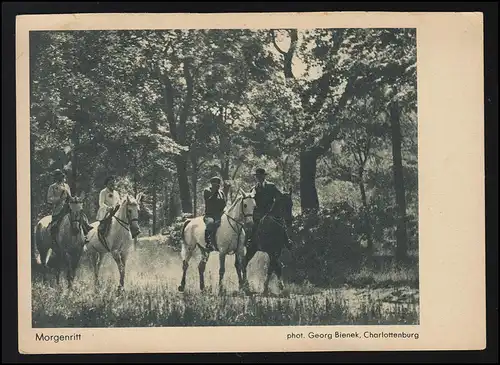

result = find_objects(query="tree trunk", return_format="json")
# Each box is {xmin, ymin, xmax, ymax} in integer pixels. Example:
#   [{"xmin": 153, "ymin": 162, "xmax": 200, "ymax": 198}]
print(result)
[
  {"xmin": 71, "ymin": 125, "xmax": 79, "ymax": 194},
  {"xmin": 174, "ymin": 154, "xmax": 192, "ymax": 214},
  {"xmin": 152, "ymin": 171, "xmax": 157, "ymax": 235},
  {"xmin": 220, "ymin": 160, "xmax": 231, "ymax": 197},
  {"xmin": 358, "ymin": 169, "xmax": 374, "ymax": 255},
  {"xmin": 164, "ymin": 181, "xmax": 169, "ymax": 227},
  {"xmin": 191, "ymin": 154, "xmax": 199, "ymax": 217},
  {"xmin": 390, "ymin": 102, "xmax": 408, "ymax": 261},
  {"xmin": 133, "ymin": 155, "xmax": 138, "ymax": 197},
  {"xmin": 299, "ymin": 150, "xmax": 320, "ymax": 212}
]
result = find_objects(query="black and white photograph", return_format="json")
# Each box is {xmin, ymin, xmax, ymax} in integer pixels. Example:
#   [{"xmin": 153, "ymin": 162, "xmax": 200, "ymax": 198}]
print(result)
[
  {"xmin": 14, "ymin": 12, "xmax": 486, "ymax": 354},
  {"xmin": 29, "ymin": 25, "xmax": 420, "ymax": 329}
]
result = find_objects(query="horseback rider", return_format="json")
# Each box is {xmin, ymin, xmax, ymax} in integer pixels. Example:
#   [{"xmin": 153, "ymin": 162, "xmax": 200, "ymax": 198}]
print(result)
[
  {"xmin": 96, "ymin": 175, "xmax": 121, "ymax": 237},
  {"xmin": 47, "ymin": 169, "xmax": 92, "ymax": 246},
  {"xmin": 249, "ymin": 168, "xmax": 292, "ymax": 247},
  {"xmin": 203, "ymin": 176, "xmax": 226, "ymax": 251}
]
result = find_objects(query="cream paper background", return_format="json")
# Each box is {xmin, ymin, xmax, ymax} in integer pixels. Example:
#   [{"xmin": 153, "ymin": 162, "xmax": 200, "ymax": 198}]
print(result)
[{"xmin": 16, "ymin": 12, "xmax": 485, "ymax": 354}]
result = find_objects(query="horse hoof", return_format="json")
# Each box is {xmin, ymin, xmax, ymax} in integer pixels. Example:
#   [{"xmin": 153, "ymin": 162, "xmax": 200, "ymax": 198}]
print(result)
[{"xmin": 178, "ymin": 286, "xmax": 184, "ymax": 292}]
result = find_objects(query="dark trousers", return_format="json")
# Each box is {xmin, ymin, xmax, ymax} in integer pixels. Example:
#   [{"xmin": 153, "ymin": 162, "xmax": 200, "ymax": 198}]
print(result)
[{"xmin": 204, "ymin": 215, "xmax": 221, "ymax": 243}]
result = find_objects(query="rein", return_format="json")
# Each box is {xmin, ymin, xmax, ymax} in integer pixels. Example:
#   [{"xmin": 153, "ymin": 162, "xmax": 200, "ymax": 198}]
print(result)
[
  {"xmin": 223, "ymin": 195, "xmax": 254, "ymax": 243},
  {"xmin": 96, "ymin": 202, "xmax": 138, "ymax": 252}
]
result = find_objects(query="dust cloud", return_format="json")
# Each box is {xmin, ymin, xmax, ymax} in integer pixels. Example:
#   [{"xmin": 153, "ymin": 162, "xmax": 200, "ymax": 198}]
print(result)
[{"xmin": 75, "ymin": 237, "xmax": 281, "ymax": 295}]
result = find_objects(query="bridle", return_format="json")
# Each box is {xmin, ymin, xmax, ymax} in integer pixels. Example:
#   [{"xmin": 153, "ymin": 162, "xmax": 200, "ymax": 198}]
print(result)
[
  {"xmin": 225, "ymin": 195, "xmax": 255, "ymax": 236},
  {"xmin": 94, "ymin": 200, "xmax": 140, "ymax": 253},
  {"xmin": 112, "ymin": 201, "xmax": 139, "ymax": 234},
  {"xmin": 68, "ymin": 200, "xmax": 84, "ymax": 235}
]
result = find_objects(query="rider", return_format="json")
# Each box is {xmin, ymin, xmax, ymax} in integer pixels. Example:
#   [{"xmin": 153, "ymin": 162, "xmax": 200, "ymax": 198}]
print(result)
[
  {"xmin": 47, "ymin": 169, "xmax": 92, "ymax": 246},
  {"xmin": 203, "ymin": 176, "xmax": 226, "ymax": 251},
  {"xmin": 47, "ymin": 169, "xmax": 72, "ymax": 248},
  {"xmin": 249, "ymin": 168, "xmax": 291, "ymax": 247},
  {"xmin": 96, "ymin": 175, "xmax": 121, "ymax": 237}
]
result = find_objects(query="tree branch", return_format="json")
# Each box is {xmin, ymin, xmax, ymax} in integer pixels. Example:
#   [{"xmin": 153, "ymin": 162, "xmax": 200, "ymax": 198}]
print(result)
[
  {"xmin": 231, "ymin": 160, "xmax": 243, "ymax": 180},
  {"xmin": 162, "ymin": 73, "xmax": 178, "ymax": 141},
  {"xmin": 270, "ymin": 30, "xmax": 287, "ymax": 55},
  {"xmin": 178, "ymin": 58, "xmax": 194, "ymax": 143},
  {"xmin": 245, "ymin": 104, "xmax": 260, "ymax": 121},
  {"xmin": 310, "ymin": 76, "xmax": 356, "ymax": 157}
]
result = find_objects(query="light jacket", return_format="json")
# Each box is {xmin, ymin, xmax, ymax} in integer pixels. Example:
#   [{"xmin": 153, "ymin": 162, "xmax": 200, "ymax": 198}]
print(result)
[
  {"xmin": 96, "ymin": 188, "xmax": 121, "ymax": 221},
  {"xmin": 47, "ymin": 182, "xmax": 71, "ymax": 216}
]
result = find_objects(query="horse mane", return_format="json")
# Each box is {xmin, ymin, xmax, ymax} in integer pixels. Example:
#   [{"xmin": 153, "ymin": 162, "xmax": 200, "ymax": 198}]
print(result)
[{"xmin": 224, "ymin": 194, "xmax": 242, "ymax": 214}]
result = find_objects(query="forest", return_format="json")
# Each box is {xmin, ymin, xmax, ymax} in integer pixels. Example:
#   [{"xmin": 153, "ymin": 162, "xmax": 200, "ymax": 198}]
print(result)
[{"xmin": 30, "ymin": 28, "xmax": 418, "ymax": 289}]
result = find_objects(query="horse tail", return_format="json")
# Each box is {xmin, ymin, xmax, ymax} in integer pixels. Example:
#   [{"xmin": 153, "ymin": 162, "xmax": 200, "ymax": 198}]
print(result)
[
  {"xmin": 33, "ymin": 221, "xmax": 43, "ymax": 266},
  {"xmin": 180, "ymin": 219, "xmax": 192, "ymax": 262},
  {"xmin": 181, "ymin": 219, "xmax": 191, "ymax": 243}
]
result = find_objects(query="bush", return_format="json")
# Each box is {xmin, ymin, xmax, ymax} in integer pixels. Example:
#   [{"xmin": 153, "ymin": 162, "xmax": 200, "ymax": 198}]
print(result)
[
  {"xmin": 283, "ymin": 202, "xmax": 364, "ymax": 287},
  {"xmin": 160, "ymin": 214, "xmax": 194, "ymax": 248}
]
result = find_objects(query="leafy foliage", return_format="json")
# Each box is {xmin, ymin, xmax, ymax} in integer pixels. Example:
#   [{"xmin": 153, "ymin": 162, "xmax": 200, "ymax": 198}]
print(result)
[{"xmin": 30, "ymin": 28, "xmax": 418, "ymax": 263}]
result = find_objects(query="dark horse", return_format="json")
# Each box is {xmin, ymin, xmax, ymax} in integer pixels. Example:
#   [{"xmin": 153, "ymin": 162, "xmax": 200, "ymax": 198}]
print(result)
[{"xmin": 245, "ymin": 189, "xmax": 293, "ymax": 295}]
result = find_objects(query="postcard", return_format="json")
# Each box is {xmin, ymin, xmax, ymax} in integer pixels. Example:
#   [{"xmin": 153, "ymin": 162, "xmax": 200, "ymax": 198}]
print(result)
[{"xmin": 16, "ymin": 11, "xmax": 485, "ymax": 354}]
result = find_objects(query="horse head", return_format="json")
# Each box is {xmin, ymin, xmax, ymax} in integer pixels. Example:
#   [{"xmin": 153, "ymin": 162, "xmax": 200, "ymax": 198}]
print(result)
[
  {"xmin": 123, "ymin": 192, "xmax": 145, "ymax": 239},
  {"xmin": 67, "ymin": 192, "xmax": 86, "ymax": 235},
  {"xmin": 237, "ymin": 188, "xmax": 257, "ymax": 230}
]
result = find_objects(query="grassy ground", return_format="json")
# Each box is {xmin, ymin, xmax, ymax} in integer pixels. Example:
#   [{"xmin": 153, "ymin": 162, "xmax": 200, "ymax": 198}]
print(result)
[{"xmin": 32, "ymin": 236, "xmax": 419, "ymax": 328}]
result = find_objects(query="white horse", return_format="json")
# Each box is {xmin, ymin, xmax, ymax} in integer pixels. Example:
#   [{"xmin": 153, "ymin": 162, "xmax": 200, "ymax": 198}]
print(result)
[
  {"xmin": 83, "ymin": 193, "xmax": 144, "ymax": 291},
  {"xmin": 178, "ymin": 189, "xmax": 256, "ymax": 294}
]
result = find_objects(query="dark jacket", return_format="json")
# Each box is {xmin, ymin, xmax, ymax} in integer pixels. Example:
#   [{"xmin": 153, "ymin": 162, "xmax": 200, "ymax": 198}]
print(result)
[
  {"xmin": 204, "ymin": 188, "xmax": 226, "ymax": 218},
  {"xmin": 251, "ymin": 181, "xmax": 281, "ymax": 215}
]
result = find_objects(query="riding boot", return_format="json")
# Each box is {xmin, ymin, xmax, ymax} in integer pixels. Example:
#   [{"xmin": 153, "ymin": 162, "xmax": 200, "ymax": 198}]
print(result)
[
  {"xmin": 50, "ymin": 225, "xmax": 58, "ymax": 250},
  {"xmin": 205, "ymin": 229, "xmax": 214, "ymax": 251}
]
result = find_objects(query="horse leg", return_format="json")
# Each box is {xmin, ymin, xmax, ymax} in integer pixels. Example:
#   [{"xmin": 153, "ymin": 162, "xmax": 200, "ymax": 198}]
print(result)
[
  {"xmin": 91, "ymin": 252, "xmax": 102, "ymax": 289},
  {"xmin": 65, "ymin": 252, "xmax": 74, "ymax": 290},
  {"xmin": 234, "ymin": 255, "xmax": 244, "ymax": 291},
  {"xmin": 235, "ymin": 244, "xmax": 248, "ymax": 292},
  {"xmin": 111, "ymin": 251, "xmax": 126, "ymax": 291},
  {"xmin": 272, "ymin": 254, "xmax": 285, "ymax": 292},
  {"xmin": 178, "ymin": 244, "xmax": 194, "ymax": 292},
  {"xmin": 263, "ymin": 254, "xmax": 279, "ymax": 296},
  {"xmin": 243, "ymin": 244, "xmax": 258, "ymax": 291},
  {"xmin": 218, "ymin": 253, "xmax": 226, "ymax": 296},
  {"xmin": 198, "ymin": 250, "xmax": 209, "ymax": 292}
]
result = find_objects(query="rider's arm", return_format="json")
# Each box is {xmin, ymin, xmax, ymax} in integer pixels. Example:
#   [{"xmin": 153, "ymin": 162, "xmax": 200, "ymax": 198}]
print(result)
[
  {"xmin": 65, "ymin": 183, "xmax": 72, "ymax": 198},
  {"xmin": 114, "ymin": 191, "xmax": 121, "ymax": 206},
  {"xmin": 46, "ymin": 185, "xmax": 56, "ymax": 205},
  {"xmin": 99, "ymin": 190, "xmax": 110, "ymax": 209},
  {"xmin": 203, "ymin": 189, "xmax": 212, "ymax": 203}
]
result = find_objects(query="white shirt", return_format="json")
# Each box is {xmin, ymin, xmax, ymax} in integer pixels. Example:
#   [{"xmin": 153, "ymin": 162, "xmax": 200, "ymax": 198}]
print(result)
[{"xmin": 96, "ymin": 188, "xmax": 121, "ymax": 220}]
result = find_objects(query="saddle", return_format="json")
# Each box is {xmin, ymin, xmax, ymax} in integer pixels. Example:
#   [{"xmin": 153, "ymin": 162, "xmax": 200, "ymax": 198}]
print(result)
[
  {"xmin": 97, "ymin": 205, "xmax": 120, "ymax": 249},
  {"xmin": 204, "ymin": 215, "xmax": 221, "ymax": 251},
  {"xmin": 49, "ymin": 205, "xmax": 70, "ymax": 236}
]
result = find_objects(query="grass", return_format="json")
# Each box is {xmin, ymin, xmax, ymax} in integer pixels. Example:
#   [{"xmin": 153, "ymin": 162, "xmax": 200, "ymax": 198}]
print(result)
[
  {"xmin": 344, "ymin": 261, "xmax": 419, "ymax": 289},
  {"xmin": 31, "ymin": 236, "xmax": 419, "ymax": 328}
]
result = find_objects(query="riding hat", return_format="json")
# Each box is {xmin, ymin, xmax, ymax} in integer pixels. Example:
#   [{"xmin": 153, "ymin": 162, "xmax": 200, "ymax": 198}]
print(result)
[
  {"xmin": 254, "ymin": 168, "xmax": 267, "ymax": 176},
  {"xmin": 210, "ymin": 176, "xmax": 221, "ymax": 184},
  {"xmin": 52, "ymin": 169, "xmax": 65, "ymax": 177}
]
